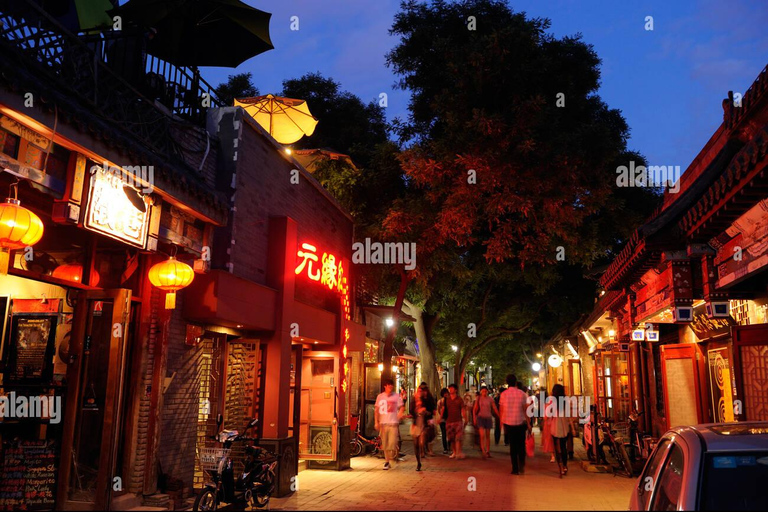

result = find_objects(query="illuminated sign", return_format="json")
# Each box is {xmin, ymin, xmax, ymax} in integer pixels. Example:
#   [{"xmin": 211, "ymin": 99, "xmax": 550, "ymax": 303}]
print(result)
[
  {"xmin": 84, "ymin": 166, "xmax": 150, "ymax": 248},
  {"xmin": 295, "ymin": 242, "xmax": 350, "ymax": 321},
  {"xmin": 341, "ymin": 328, "xmax": 350, "ymax": 392}
]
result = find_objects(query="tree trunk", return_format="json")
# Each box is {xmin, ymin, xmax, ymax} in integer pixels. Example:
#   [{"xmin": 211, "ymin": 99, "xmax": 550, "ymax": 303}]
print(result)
[
  {"xmin": 381, "ymin": 269, "xmax": 409, "ymax": 390},
  {"xmin": 404, "ymin": 301, "xmax": 439, "ymax": 395},
  {"xmin": 453, "ymin": 351, "xmax": 466, "ymax": 395}
]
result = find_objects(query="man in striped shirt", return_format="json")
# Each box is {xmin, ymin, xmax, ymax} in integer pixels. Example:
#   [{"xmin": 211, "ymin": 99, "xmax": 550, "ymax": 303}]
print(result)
[{"xmin": 499, "ymin": 374, "xmax": 532, "ymax": 474}]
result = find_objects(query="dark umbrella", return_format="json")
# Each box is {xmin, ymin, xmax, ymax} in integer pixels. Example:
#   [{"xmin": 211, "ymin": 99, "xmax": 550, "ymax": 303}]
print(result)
[{"xmin": 110, "ymin": 0, "xmax": 273, "ymax": 67}]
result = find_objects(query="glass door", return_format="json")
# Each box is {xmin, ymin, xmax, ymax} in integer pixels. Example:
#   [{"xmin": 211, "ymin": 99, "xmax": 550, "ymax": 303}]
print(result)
[{"xmin": 59, "ymin": 289, "xmax": 132, "ymax": 510}]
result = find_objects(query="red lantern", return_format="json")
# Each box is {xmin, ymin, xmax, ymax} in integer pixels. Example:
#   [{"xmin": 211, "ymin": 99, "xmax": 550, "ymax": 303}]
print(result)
[
  {"xmin": 52, "ymin": 264, "xmax": 100, "ymax": 286},
  {"xmin": 148, "ymin": 256, "xmax": 194, "ymax": 309},
  {"xmin": 0, "ymin": 184, "xmax": 44, "ymax": 275}
]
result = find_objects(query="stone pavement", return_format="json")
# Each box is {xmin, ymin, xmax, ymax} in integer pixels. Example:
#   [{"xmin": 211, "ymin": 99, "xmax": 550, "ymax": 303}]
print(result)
[{"xmin": 268, "ymin": 425, "xmax": 636, "ymax": 511}]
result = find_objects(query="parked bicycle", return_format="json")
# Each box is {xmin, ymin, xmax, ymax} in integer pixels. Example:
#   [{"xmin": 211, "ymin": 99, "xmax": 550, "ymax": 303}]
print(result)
[
  {"xmin": 350, "ymin": 418, "xmax": 382, "ymax": 458},
  {"xmin": 194, "ymin": 415, "xmax": 279, "ymax": 511},
  {"xmin": 624, "ymin": 409, "xmax": 650, "ymax": 463},
  {"xmin": 600, "ymin": 417, "xmax": 634, "ymax": 478}
]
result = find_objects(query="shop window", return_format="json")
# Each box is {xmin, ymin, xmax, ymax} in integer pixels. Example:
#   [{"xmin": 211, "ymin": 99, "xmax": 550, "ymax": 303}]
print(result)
[{"xmin": 595, "ymin": 351, "xmax": 631, "ymax": 421}]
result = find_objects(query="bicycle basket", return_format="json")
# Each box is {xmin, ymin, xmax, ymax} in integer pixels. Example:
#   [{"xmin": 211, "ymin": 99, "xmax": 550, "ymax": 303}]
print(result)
[
  {"xmin": 199, "ymin": 447, "xmax": 231, "ymax": 471},
  {"xmin": 612, "ymin": 422, "xmax": 630, "ymax": 441}
]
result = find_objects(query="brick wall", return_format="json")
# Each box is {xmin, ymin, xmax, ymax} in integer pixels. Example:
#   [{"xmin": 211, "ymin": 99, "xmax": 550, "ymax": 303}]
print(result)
[
  {"xmin": 209, "ymin": 107, "xmax": 354, "ymax": 307},
  {"xmin": 156, "ymin": 290, "xmax": 204, "ymax": 496}
]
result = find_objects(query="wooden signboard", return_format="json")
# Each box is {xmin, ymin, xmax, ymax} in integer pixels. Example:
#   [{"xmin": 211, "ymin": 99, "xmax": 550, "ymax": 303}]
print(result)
[
  {"xmin": 0, "ymin": 440, "xmax": 58, "ymax": 510},
  {"xmin": 5, "ymin": 315, "xmax": 57, "ymax": 384}
]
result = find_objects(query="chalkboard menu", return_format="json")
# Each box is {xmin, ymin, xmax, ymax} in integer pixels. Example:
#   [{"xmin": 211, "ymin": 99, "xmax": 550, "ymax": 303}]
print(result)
[
  {"xmin": 0, "ymin": 440, "xmax": 58, "ymax": 510},
  {"xmin": 6, "ymin": 316, "xmax": 57, "ymax": 384}
]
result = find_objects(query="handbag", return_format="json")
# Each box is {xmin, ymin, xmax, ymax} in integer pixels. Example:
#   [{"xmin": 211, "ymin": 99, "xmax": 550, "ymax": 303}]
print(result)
[{"xmin": 525, "ymin": 432, "xmax": 535, "ymax": 457}]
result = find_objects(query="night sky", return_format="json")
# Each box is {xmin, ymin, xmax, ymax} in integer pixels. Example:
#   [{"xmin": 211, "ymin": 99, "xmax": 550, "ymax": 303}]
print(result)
[{"xmin": 196, "ymin": 0, "xmax": 767, "ymax": 176}]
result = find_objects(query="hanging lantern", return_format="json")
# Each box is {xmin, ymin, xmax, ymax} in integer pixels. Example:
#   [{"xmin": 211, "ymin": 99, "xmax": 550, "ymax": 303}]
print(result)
[
  {"xmin": 0, "ymin": 183, "xmax": 44, "ymax": 275},
  {"xmin": 52, "ymin": 264, "xmax": 100, "ymax": 286},
  {"xmin": 148, "ymin": 256, "xmax": 194, "ymax": 309}
]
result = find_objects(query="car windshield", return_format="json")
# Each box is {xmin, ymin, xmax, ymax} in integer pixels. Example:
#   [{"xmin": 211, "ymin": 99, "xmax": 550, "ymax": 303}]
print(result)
[{"xmin": 700, "ymin": 451, "xmax": 768, "ymax": 510}]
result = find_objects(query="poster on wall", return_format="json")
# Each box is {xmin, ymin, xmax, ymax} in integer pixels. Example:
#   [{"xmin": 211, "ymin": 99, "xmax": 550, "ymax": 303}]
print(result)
[
  {"xmin": 5, "ymin": 315, "xmax": 58, "ymax": 384},
  {"xmin": 707, "ymin": 347, "xmax": 736, "ymax": 422}
]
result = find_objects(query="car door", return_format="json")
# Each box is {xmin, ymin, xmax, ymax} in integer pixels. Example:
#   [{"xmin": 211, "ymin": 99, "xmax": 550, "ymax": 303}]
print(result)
[
  {"xmin": 633, "ymin": 438, "xmax": 672, "ymax": 510},
  {"xmin": 650, "ymin": 441, "xmax": 686, "ymax": 511}
]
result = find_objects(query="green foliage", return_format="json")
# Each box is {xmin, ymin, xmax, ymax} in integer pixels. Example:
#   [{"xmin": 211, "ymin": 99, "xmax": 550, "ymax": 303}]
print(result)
[{"xmin": 214, "ymin": 72, "xmax": 258, "ymax": 106}]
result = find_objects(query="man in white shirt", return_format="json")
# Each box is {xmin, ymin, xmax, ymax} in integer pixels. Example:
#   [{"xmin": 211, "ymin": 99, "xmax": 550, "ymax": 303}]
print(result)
[{"xmin": 375, "ymin": 378, "xmax": 404, "ymax": 470}]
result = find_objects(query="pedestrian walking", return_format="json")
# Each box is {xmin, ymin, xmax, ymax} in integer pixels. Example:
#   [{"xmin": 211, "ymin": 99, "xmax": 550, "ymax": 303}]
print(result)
[
  {"xmin": 444, "ymin": 384, "xmax": 467, "ymax": 459},
  {"xmin": 436, "ymin": 388, "xmax": 450, "ymax": 454},
  {"xmin": 550, "ymin": 384, "xmax": 575, "ymax": 477},
  {"xmin": 492, "ymin": 388, "xmax": 502, "ymax": 445},
  {"xmin": 499, "ymin": 374, "xmax": 531, "ymax": 475},
  {"xmin": 473, "ymin": 385, "xmax": 499, "ymax": 458},
  {"xmin": 541, "ymin": 394, "xmax": 556, "ymax": 463},
  {"xmin": 410, "ymin": 382, "xmax": 435, "ymax": 471},
  {"xmin": 375, "ymin": 379, "xmax": 405, "ymax": 470}
]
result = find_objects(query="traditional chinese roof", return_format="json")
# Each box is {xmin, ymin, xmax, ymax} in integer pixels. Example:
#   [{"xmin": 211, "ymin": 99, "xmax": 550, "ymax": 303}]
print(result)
[
  {"xmin": 601, "ymin": 64, "xmax": 768, "ymax": 291},
  {"xmin": 679, "ymin": 124, "xmax": 768, "ymax": 240}
]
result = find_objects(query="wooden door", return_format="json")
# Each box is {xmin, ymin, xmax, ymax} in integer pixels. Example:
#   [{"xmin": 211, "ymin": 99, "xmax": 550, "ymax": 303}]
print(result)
[
  {"xmin": 57, "ymin": 289, "xmax": 132, "ymax": 510},
  {"xmin": 660, "ymin": 344, "xmax": 705, "ymax": 430},
  {"xmin": 732, "ymin": 325, "xmax": 768, "ymax": 421}
]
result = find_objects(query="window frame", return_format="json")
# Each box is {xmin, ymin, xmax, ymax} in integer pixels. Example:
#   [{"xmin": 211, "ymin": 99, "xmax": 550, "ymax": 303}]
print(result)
[{"xmin": 650, "ymin": 440, "xmax": 686, "ymax": 511}]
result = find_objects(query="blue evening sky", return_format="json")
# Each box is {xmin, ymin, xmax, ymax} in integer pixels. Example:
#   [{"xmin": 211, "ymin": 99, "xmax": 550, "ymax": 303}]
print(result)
[{"xmin": 197, "ymin": 0, "xmax": 767, "ymax": 173}]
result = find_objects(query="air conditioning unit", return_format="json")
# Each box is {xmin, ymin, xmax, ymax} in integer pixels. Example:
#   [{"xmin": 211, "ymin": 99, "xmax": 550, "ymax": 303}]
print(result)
[
  {"xmin": 673, "ymin": 306, "xmax": 693, "ymax": 323},
  {"xmin": 705, "ymin": 301, "xmax": 730, "ymax": 318}
]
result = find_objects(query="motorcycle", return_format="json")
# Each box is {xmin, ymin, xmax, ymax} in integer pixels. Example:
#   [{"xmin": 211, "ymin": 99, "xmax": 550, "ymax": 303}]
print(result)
[{"xmin": 194, "ymin": 415, "xmax": 279, "ymax": 511}]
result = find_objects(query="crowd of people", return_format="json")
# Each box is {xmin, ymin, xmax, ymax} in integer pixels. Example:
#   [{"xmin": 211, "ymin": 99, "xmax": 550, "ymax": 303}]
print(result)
[{"xmin": 374, "ymin": 374, "xmax": 579, "ymax": 477}]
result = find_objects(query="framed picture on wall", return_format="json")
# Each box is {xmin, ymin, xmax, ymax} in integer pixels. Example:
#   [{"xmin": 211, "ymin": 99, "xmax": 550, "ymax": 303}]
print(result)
[{"xmin": 4, "ymin": 314, "xmax": 58, "ymax": 384}]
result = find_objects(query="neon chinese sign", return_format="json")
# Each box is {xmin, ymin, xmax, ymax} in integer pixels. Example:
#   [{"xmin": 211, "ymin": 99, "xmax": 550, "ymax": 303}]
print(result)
[
  {"xmin": 295, "ymin": 242, "xmax": 350, "ymax": 321},
  {"xmin": 341, "ymin": 327, "xmax": 350, "ymax": 392}
]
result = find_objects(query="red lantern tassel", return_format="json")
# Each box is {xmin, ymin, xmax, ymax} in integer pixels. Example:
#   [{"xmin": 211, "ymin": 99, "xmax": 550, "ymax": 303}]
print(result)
[
  {"xmin": 0, "ymin": 248, "xmax": 10, "ymax": 275},
  {"xmin": 165, "ymin": 291, "xmax": 177, "ymax": 309}
]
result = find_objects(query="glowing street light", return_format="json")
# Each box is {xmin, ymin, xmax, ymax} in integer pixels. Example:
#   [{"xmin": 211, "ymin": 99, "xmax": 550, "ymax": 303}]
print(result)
[
  {"xmin": 386, "ymin": 318, "xmax": 395, "ymax": 327},
  {"xmin": 451, "ymin": 345, "xmax": 458, "ymax": 352},
  {"xmin": 532, "ymin": 362, "xmax": 542, "ymax": 372}
]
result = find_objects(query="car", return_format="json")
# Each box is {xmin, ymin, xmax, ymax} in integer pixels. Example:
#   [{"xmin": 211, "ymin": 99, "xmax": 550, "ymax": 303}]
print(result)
[{"xmin": 629, "ymin": 422, "xmax": 768, "ymax": 510}]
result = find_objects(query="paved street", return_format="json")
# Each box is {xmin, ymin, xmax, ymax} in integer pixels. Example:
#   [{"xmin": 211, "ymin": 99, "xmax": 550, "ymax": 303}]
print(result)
[{"xmin": 270, "ymin": 425, "xmax": 635, "ymax": 511}]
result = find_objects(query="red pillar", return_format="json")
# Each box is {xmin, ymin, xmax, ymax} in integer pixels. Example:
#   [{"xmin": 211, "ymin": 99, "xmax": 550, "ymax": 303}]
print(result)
[{"xmin": 263, "ymin": 216, "xmax": 297, "ymax": 439}]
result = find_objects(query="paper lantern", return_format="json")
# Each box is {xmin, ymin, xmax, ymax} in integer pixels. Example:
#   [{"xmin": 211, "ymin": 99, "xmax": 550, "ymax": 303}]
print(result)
[
  {"xmin": 52, "ymin": 264, "xmax": 100, "ymax": 286},
  {"xmin": 148, "ymin": 256, "xmax": 194, "ymax": 309},
  {"xmin": 0, "ymin": 197, "xmax": 44, "ymax": 274}
]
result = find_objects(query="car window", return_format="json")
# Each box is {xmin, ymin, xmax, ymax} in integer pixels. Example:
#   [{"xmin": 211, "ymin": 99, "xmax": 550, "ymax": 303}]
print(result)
[
  {"xmin": 650, "ymin": 443, "xmax": 685, "ymax": 511},
  {"xmin": 636, "ymin": 439, "xmax": 670, "ymax": 509},
  {"xmin": 700, "ymin": 451, "xmax": 768, "ymax": 510}
]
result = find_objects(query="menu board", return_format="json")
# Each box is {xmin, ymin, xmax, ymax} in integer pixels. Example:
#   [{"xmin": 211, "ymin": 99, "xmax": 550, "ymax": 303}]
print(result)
[
  {"xmin": 6, "ymin": 316, "xmax": 57, "ymax": 383},
  {"xmin": 0, "ymin": 440, "xmax": 58, "ymax": 510}
]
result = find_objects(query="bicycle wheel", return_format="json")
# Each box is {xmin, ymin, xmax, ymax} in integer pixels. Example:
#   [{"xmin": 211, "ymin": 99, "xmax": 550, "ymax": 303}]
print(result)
[
  {"xmin": 616, "ymin": 443, "xmax": 634, "ymax": 478},
  {"xmin": 194, "ymin": 488, "xmax": 218, "ymax": 511},
  {"xmin": 350, "ymin": 439, "xmax": 363, "ymax": 457}
]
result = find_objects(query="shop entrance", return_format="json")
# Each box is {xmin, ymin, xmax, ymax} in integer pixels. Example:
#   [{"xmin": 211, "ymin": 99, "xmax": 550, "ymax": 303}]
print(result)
[
  {"xmin": 58, "ymin": 289, "xmax": 132, "ymax": 511},
  {"xmin": 299, "ymin": 353, "xmax": 338, "ymax": 465},
  {"xmin": 660, "ymin": 344, "xmax": 705, "ymax": 429},
  {"xmin": 732, "ymin": 325, "xmax": 768, "ymax": 421}
]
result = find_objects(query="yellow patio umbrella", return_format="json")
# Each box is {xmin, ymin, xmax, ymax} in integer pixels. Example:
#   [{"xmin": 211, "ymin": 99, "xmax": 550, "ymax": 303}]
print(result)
[{"xmin": 235, "ymin": 94, "xmax": 318, "ymax": 144}]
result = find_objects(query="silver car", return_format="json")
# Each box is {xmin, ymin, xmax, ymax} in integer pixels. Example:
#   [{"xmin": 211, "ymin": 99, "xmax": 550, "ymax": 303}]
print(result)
[{"xmin": 629, "ymin": 422, "xmax": 768, "ymax": 510}]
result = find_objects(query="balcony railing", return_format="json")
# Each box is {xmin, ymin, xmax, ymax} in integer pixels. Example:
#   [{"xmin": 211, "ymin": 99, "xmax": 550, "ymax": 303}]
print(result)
[{"xmin": 0, "ymin": 0, "xmax": 221, "ymax": 161}]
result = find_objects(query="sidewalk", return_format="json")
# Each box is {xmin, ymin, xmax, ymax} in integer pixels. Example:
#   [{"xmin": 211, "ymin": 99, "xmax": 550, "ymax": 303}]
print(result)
[{"xmin": 268, "ymin": 424, "xmax": 635, "ymax": 510}]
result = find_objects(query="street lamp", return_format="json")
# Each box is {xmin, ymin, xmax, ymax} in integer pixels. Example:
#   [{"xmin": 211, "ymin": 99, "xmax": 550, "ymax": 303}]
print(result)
[
  {"xmin": 386, "ymin": 318, "xmax": 395, "ymax": 327},
  {"xmin": 532, "ymin": 362, "xmax": 541, "ymax": 372},
  {"xmin": 451, "ymin": 345, "xmax": 458, "ymax": 352}
]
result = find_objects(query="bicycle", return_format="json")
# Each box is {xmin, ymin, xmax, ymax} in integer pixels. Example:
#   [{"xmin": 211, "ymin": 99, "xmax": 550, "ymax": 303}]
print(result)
[
  {"xmin": 350, "ymin": 420, "xmax": 382, "ymax": 457},
  {"xmin": 599, "ymin": 418, "xmax": 634, "ymax": 478}
]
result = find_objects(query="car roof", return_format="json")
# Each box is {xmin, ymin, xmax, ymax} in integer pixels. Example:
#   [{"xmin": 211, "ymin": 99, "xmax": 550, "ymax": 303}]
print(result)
[{"xmin": 666, "ymin": 422, "xmax": 768, "ymax": 452}]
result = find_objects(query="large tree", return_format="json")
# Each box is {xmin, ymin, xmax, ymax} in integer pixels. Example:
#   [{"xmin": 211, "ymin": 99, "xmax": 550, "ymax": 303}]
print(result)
[{"xmin": 379, "ymin": 0, "xmax": 661, "ymax": 391}]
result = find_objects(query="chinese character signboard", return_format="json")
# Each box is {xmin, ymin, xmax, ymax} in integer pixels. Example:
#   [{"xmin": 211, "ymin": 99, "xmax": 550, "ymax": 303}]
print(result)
[
  {"xmin": 295, "ymin": 242, "xmax": 351, "ymax": 321},
  {"xmin": 84, "ymin": 166, "xmax": 150, "ymax": 248}
]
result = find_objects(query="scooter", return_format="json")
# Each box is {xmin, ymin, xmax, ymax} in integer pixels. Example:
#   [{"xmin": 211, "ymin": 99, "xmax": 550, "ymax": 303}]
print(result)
[{"xmin": 194, "ymin": 415, "xmax": 279, "ymax": 511}]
